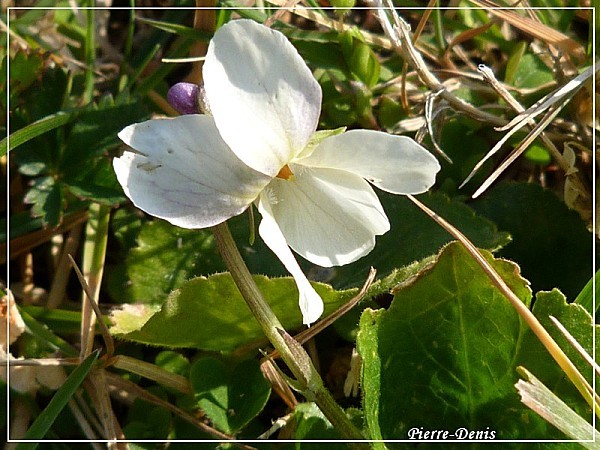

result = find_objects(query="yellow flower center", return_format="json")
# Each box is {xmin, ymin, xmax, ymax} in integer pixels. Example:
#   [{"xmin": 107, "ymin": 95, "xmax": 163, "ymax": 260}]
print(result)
[{"xmin": 276, "ymin": 164, "xmax": 294, "ymax": 180}]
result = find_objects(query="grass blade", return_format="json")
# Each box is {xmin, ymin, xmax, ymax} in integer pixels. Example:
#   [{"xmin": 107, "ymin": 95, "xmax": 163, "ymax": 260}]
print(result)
[
  {"xmin": 15, "ymin": 351, "xmax": 99, "ymax": 449},
  {"xmin": 516, "ymin": 367, "xmax": 600, "ymax": 447},
  {"xmin": 2, "ymin": 111, "xmax": 79, "ymax": 156}
]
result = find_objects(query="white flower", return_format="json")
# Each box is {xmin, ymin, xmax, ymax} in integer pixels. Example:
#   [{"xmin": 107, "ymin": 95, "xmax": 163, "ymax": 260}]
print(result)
[{"xmin": 114, "ymin": 19, "xmax": 440, "ymax": 325}]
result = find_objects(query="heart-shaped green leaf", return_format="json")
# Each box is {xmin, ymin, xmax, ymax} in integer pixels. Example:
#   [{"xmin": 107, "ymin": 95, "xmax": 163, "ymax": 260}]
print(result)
[
  {"xmin": 109, "ymin": 273, "xmax": 357, "ymax": 352},
  {"xmin": 189, "ymin": 357, "xmax": 271, "ymax": 434},
  {"xmin": 357, "ymin": 242, "xmax": 568, "ymax": 441}
]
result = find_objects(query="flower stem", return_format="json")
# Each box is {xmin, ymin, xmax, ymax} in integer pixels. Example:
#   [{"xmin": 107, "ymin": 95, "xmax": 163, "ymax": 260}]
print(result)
[{"xmin": 212, "ymin": 222, "xmax": 367, "ymax": 445}]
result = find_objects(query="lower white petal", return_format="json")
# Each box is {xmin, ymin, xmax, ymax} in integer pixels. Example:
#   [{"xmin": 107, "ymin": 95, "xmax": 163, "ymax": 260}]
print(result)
[
  {"xmin": 257, "ymin": 196, "xmax": 324, "ymax": 325},
  {"xmin": 266, "ymin": 165, "xmax": 390, "ymax": 267},
  {"xmin": 115, "ymin": 115, "xmax": 271, "ymax": 229},
  {"xmin": 301, "ymin": 130, "xmax": 440, "ymax": 195}
]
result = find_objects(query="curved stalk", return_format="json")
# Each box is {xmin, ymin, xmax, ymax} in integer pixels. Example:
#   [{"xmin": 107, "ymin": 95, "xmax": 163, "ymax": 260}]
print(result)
[{"xmin": 212, "ymin": 222, "xmax": 367, "ymax": 446}]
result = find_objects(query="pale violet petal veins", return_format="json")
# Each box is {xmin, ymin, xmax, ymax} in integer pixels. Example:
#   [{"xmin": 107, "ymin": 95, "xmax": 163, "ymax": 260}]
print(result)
[
  {"xmin": 300, "ymin": 130, "xmax": 441, "ymax": 194},
  {"xmin": 257, "ymin": 196, "xmax": 324, "ymax": 325},
  {"xmin": 203, "ymin": 19, "xmax": 322, "ymax": 177},
  {"xmin": 265, "ymin": 165, "xmax": 390, "ymax": 267},
  {"xmin": 114, "ymin": 114, "xmax": 271, "ymax": 229}
]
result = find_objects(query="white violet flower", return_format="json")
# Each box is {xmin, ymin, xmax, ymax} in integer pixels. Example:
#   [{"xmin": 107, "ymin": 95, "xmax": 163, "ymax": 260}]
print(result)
[{"xmin": 114, "ymin": 19, "xmax": 441, "ymax": 325}]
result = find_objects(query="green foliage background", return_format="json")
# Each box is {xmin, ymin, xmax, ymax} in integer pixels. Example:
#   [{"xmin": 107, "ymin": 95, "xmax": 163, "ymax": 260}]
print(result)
[{"xmin": 4, "ymin": 1, "xmax": 595, "ymax": 447}]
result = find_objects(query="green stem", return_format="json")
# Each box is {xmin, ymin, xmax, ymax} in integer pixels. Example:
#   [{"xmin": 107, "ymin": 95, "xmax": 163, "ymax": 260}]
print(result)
[
  {"xmin": 433, "ymin": 1, "xmax": 446, "ymax": 52},
  {"xmin": 83, "ymin": 7, "xmax": 95, "ymax": 104},
  {"xmin": 111, "ymin": 355, "xmax": 192, "ymax": 395},
  {"xmin": 212, "ymin": 222, "xmax": 367, "ymax": 446},
  {"xmin": 118, "ymin": 0, "xmax": 136, "ymax": 94},
  {"xmin": 79, "ymin": 204, "xmax": 110, "ymax": 358}
]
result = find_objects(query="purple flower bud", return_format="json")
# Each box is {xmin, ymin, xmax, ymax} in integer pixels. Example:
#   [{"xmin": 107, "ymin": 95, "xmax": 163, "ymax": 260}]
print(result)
[{"xmin": 167, "ymin": 82, "xmax": 199, "ymax": 115}]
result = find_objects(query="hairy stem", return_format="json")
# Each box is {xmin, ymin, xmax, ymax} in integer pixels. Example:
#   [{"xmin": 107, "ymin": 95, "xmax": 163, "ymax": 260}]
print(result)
[{"xmin": 212, "ymin": 222, "xmax": 367, "ymax": 445}]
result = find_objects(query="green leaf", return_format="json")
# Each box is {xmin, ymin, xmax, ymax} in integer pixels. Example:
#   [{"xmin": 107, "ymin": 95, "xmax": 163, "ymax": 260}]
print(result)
[
  {"xmin": 472, "ymin": 182, "xmax": 593, "ymax": 299},
  {"xmin": 377, "ymin": 96, "xmax": 406, "ymax": 131},
  {"xmin": 10, "ymin": 97, "xmax": 146, "ymax": 226},
  {"xmin": 330, "ymin": 0, "xmax": 356, "ymax": 10},
  {"xmin": 189, "ymin": 357, "xmax": 271, "ymax": 434},
  {"xmin": 109, "ymin": 303, "xmax": 162, "ymax": 336},
  {"xmin": 284, "ymin": 29, "xmax": 339, "ymax": 45},
  {"xmin": 436, "ymin": 118, "xmax": 492, "ymax": 193},
  {"xmin": 574, "ymin": 271, "xmax": 599, "ymax": 316},
  {"xmin": 525, "ymin": 1, "xmax": 576, "ymax": 32},
  {"xmin": 18, "ymin": 307, "xmax": 79, "ymax": 357},
  {"xmin": 357, "ymin": 308, "xmax": 385, "ymax": 444},
  {"xmin": 20, "ymin": 305, "xmax": 85, "ymax": 340},
  {"xmin": 63, "ymin": 97, "xmax": 148, "ymax": 161},
  {"xmin": 8, "ymin": 51, "xmax": 44, "ymax": 101},
  {"xmin": 2, "ymin": 211, "xmax": 44, "ymax": 242},
  {"xmin": 111, "ymin": 194, "xmax": 508, "ymax": 344},
  {"xmin": 110, "ymin": 273, "xmax": 355, "ymax": 352},
  {"xmin": 304, "ymin": 127, "xmax": 346, "ymax": 156},
  {"xmin": 16, "ymin": 351, "xmax": 98, "ymax": 449},
  {"xmin": 127, "ymin": 8, "xmax": 193, "ymax": 70},
  {"xmin": 124, "ymin": 415, "xmax": 171, "ymax": 442},
  {"xmin": 357, "ymin": 242, "xmax": 563, "ymax": 441},
  {"xmin": 136, "ymin": 17, "xmax": 212, "ymax": 41},
  {"xmin": 10, "ymin": 2, "xmax": 56, "ymax": 26},
  {"xmin": 288, "ymin": 402, "xmax": 342, "ymax": 442},
  {"xmin": 218, "ymin": 1, "xmax": 268, "ymax": 24},
  {"xmin": 1, "ymin": 110, "xmax": 78, "ymax": 157},
  {"xmin": 20, "ymin": 65, "xmax": 69, "ymax": 121},
  {"xmin": 110, "ymin": 208, "xmax": 143, "ymax": 250},
  {"xmin": 18, "ymin": 161, "xmax": 47, "ymax": 177},
  {"xmin": 338, "ymin": 28, "xmax": 380, "ymax": 88},
  {"xmin": 66, "ymin": 157, "xmax": 126, "ymax": 206},
  {"xmin": 155, "ymin": 351, "xmax": 190, "ymax": 378},
  {"xmin": 116, "ymin": 220, "xmax": 224, "ymax": 305},
  {"xmin": 507, "ymin": 53, "xmax": 554, "ymax": 89},
  {"xmin": 523, "ymin": 141, "xmax": 552, "ymax": 165},
  {"xmin": 294, "ymin": 40, "xmax": 347, "ymax": 73},
  {"xmin": 504, "ymin": 41, "xmax": 528, "ymax": 85},
  {"xmin": 124, "ymin": 387, "xmax": 172, "ymax": 440},
  {"xmin": 518, "ymin": 289, "xmax": 597, "ymax": 419},
  {"xmin": 24, "ymin": 176, "xmax": 64, "ymax": 227},
  {"xmin": 54, "ymin": 9, "xmax": 86, "ymax": 56},
  {"xmin": 322, "ymin": 91, "xmax": 358, "ymax": 128}
]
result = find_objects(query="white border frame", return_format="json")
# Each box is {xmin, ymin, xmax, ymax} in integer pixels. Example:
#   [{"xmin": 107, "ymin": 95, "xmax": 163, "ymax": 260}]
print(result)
[{"xmin": 5, "ymin": 3, "xmax": 596, "ymax": 446}]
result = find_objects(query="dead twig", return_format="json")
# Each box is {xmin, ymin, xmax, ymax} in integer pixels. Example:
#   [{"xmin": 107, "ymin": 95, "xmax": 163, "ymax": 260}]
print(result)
[
  {"xmin": 368, "ymin": 0, "xmax": 507, "ymax": 126},
  {"xmin": 68, "ymin": 254, "xmax": 115, "ymax": 360}
]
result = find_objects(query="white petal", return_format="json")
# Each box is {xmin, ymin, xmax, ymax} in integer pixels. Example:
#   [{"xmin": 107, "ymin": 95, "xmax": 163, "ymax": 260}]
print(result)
[
  {"xmin": 257, "ymin": 196, "xmax": 324, "ymax": 325},
  {"xmin": 203, "ymin": 19, "xmax": 322, "ymax": 177},
  {"xmin": 301, "ymin": 130, "xmax": 440, "ymax": 194},
  {"xmin": 265, "ymin": 165, "xmax": 390, "ymax": 267},
  {"xmin": 115, "ymin": 115, "xmax": 270, "ymax": 229}
]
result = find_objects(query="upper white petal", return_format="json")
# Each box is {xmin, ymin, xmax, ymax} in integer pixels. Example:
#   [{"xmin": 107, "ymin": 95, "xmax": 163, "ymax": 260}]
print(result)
[
  {"xmin": 265, "ymin": 165, "xmax": 390, "ymax": 267},
  {"xmin": 114, "ymin": 115, "xmax": 270, "ymax": 229},
  {"xmin": 257, "ymin": 196, "xmax": 324, "ymax": 325},
  {"xmin": 301, "ymin": 130, "xmax": 440, "ymax": 194},
  {"xmin": 203, "ymin": 19, "xmax": 322, "ymax": 177}
]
